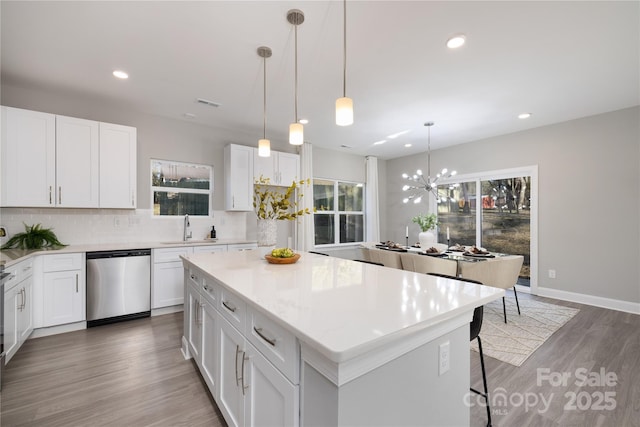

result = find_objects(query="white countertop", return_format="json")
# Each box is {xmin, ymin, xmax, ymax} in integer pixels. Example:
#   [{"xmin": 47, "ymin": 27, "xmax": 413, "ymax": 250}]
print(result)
[
  {"xmin": 0, "ymin": 238, "xmax": 256, "ymax": 266},
  {"xmin": 182, "ymin": 250, "xmax": 504, "ymax": 364}
]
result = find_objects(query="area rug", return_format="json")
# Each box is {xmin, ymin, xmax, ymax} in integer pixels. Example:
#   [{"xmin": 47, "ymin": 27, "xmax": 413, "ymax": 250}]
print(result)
[{"xmin": 470, "ymin": 295, "xmax": 579, "ymax": 366}]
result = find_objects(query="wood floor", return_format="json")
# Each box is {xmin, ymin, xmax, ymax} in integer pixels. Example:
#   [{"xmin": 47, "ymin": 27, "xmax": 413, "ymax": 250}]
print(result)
[{"xmin": 1, "ymin": 292, "xmax": 638, "ymax": 427}]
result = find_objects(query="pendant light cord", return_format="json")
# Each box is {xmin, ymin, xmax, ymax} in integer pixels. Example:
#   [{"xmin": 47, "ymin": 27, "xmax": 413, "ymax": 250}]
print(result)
[
  {"xmin": 263, "ymin": 54, "xmax": 267, "ymax": 139},
  {"xmin": 294, "ymin": 22, "xmax": 299, "ymax": 123},
  {"xmin": 342, "ymin": 0, "xmax": 347, "ymax": 98}
]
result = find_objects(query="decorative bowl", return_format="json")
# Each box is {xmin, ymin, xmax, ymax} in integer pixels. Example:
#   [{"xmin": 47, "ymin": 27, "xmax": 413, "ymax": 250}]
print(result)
[{"xmin": 264, "ymin": 253, "xmax": 301, "ymax": 264}]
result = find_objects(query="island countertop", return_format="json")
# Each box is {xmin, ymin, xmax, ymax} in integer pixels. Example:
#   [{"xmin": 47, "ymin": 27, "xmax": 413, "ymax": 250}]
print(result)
[{"xmin": 181, "ymin": 250, "xmax": 504, "ymax": 364}]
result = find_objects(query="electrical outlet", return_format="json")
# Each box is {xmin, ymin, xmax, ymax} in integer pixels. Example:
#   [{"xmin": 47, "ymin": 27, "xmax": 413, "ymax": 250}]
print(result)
[
  {"xmin": 548, "ymin": 269, "xmax": 556, "ymax": 279},
  {"xmin": 439, "ymin": 341, "xmax": 450, "ymax": 375}
]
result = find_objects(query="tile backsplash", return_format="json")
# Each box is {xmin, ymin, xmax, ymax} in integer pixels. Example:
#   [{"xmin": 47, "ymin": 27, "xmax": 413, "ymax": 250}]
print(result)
[{"xmin": 0, "ymin": 208, "xmax": 250, "ymax": 246}]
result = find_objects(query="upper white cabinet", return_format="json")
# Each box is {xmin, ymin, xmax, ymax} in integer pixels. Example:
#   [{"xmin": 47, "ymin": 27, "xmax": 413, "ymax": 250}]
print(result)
[
  {"xmin": 1, "ymin": 106, "xmax": 56, "ymax": 207},
  {"xmin": 99, "ymin": 122, "xmax": 137, "ymax": 209},
  {"xmin": 224, "ymin": 144, "xmax": 254, "ymax": 211},
  {"xmin": 56, "ymin": 115, "xmax": 100, "ymax": 208},
  {"xmin": 0, "ymin": 106, "xmax": 137, "ymax": 209},
  {"xmin": 253, "ymin": 149, "xmax": 300, "ymax": 186}
]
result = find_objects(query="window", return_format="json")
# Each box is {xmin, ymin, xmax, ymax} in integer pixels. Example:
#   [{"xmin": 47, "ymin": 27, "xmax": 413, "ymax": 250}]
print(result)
[
  {"xmin": 151, "ymin": 159, "xmax": 212, "ymax": 216},
  {"xmin": 313, "ymin": 179, "xmax": 364, "ymax": 246}
]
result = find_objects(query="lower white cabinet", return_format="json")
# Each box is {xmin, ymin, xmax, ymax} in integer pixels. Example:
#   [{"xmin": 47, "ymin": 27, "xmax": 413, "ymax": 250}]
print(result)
[
  {"xmin": 184, "ymin": 265, "xmax": 299, "ymax": 427},
  {"xmin": 4, "ymin": 259, "xmax": 34, "ymax": 363},
  {"xmin": 41, "ymin": 253, "xmax": 85, "ymax": 327}
]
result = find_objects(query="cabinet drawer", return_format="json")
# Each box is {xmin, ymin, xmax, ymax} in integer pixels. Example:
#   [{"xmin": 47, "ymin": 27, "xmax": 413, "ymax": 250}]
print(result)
[
  {"xmin": 192, "ymin": 245, "xmax": 227, "ymax": 254},
  {"xmin": 188, "ymin": 267, "xmax": 205, "ymax": 289},
  {"xmin": 154, "ymin": 247, "xmax": 191, "ymax": 263},
  {"xmin": 3, "ymin": 259, "xmax": 33, "ymax": 291},
  {"xmin": 219, "ymin": 287, "xmax": 246, "ymax": 332},
  {"xmin": 42, "ymin": 253, "xmax": 82, "ymax": 272},
  {"xmin": 200, "ymin": 276, "xmax": 220, "ymax": 307},
  {"xmin": 247, "ymin": 307, "xmax": 299, "ymax": 384},
  {"xmin": 227, "ymin": 243, "xmax": 258, "ymax": 252}
]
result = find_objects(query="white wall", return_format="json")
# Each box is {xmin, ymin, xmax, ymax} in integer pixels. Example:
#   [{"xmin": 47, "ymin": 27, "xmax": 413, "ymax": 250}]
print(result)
[{"xmin": 387, "ymin": 107, "xmax": 640, "ymax": 304}]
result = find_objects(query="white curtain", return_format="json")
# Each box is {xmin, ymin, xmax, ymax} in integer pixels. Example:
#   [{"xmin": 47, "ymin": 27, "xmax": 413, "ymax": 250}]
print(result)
[
  {"xmin": 365, "ymin": 155, "xmax": 380, "ymax": 243},
  {"xmin": 297, "ymin": 141, "xmax": 314, "ymax": 251}
]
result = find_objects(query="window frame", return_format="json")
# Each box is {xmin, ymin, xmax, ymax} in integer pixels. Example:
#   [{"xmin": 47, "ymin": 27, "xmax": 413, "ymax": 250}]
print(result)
[
  {"xmin": 150, "ymin": 158, "xmax": 213, "ymax": 217},
  {"xmin": 313, "ymin": 178, "xmax": 365, "ymax": 248}
]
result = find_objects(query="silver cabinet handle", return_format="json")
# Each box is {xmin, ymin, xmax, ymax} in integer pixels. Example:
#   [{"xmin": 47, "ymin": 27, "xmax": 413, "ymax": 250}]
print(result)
[
  {"xmin": 253, "ymin": 327, "xmax": 276, "ymax": 347},
  {"xmin": 232, "ymin": 196, "xmax": 235, "ymax": 208},
  {"xmin": 75, "ymin": 274, "xmax": 79, "ymax": 293},
  {"xmin": 235, "ymin": 345, "xmax": 242, "ymax": 386},
  {"xmin": 59, "ymin": 186, "xmax": 62, "ymax": 204},
  {"xmin": 20, "ymin": 288, "xmax": 25, "ymax": 311},
  {"xmin": 241, "ymin": 352, "xmax": 249, "ymax": 396},
  {"xmin": 131, "ymin": 190, "xmax": 135, "ymax": 207},
  {"xmin": 190, "ymin": 273, "xmax": 197, "ymax": 281},
  {"xmin": 222, "ymin": 300, "xmax": 237, "ymax": 313},
  {"xmin": 198, "ymin": 302, "xmax": 204, "ymax": 325},
  {"xmin": 49, "ymin": 186, "xmax": 53, "ymax": 204},
  {"xmin": 194, "ymin": 298, "xmax": 199, "ymax": 325}
]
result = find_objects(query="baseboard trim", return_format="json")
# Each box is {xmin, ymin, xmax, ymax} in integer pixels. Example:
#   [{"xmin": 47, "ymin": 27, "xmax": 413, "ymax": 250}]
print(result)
[
  {"xmin": 30, "ymin": 321, "xmax": 87, "ymax": 338},
  {"xmin": 152, "ymin": 305, "xmax": 184, "ymax": 316},
  {"xmin": 537, "ymin": 286, "xmax": 640, "ymax": 314}
]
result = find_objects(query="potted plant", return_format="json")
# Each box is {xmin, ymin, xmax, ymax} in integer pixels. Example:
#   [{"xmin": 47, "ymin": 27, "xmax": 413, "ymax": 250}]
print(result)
[
  {"xmin": 1, "ymin": 223, "xmax": 67, "ymax": 250},
  {"xmin": 412, "ymin": 213, "xmax": 438, "ymax": 249},
  {"xmin": 253, "ymin": 177, "xmax": 313, "ymax": 247}
]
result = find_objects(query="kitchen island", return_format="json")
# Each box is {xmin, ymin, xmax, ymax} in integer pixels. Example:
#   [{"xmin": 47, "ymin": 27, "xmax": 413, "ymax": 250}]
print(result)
[{"xmin": 181, "ymin": 250, "xmax": 504, "ymax": 426}]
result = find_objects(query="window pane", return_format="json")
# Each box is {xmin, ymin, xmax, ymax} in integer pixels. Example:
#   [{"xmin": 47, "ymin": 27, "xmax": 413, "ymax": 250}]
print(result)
[
  {"xmin": 338, "ymin": 183, "xmax": 363, "ymax": 211},
  {"xmin": 436, "ymin": 181, "xmax": 477, "ymax": 246},
  {"xmin": 153, "ymin": 191, "xmax": 209, "ymax": 216},
  {"xmin": 314, "ymin": 214, "xmax": 334, "ymax": 245},
  {"xmin": 480, "ymin": 177, "xmax": 531, "ymax": 284},
  {"xmin": 339, "ymin": 214, "xmax": 363, "ymax": 243},
  {"xmin": 313, "ymin": 179, "xmax": 334, "ymax": 211},
  {"xmin": 151, "ymin": 159, "xmax": 211, "ymax": 190}
]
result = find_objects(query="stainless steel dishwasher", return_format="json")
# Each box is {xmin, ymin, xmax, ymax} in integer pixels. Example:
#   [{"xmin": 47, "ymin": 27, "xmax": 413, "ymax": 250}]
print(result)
[{"xmin": 86, "ymin": 249, "xmax": 151, "ymax": 327}]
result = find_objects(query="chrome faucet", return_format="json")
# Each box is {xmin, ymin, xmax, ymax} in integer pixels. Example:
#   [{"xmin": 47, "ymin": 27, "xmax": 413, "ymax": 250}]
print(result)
[{"xmin": 183, "ymin": 214, "xmax": 192, "ymax": 241}]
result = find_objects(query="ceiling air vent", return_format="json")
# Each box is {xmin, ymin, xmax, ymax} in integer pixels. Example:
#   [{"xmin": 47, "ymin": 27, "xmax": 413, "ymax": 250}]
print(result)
[{"xmin": 196, "ymin": 98, "xmax": 221, "ymax": 108}]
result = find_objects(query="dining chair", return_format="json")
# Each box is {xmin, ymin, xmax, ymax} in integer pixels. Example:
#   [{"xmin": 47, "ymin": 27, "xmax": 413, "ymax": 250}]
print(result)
[
  {"xmin": 376, "ymin": 249, "xmax": 403, "ymax": 269},
  {"xmin": 427, "ymin": 273, "xmax": 492, "ymax": 427},
  {"xmin": 399, "ymin": 253, "xmax": 416, "ymax": 271},
  {"xmin": 411, "ymin": 255, "xmax": 457, "ymax": 276},
  {"xmin": 459, "ymin": 255, "xmax": 524, "ymax": 323}
]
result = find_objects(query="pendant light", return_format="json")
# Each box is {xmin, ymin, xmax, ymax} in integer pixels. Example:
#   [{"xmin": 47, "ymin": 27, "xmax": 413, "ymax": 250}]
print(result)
[
  {"xmin": 402, "ymin": 122, "xmax": 457, "ymax": 204},
  {"xmin": 287, "ymin": 9, "xmax": 304, "ymax": 146},
  {"xmin": 257, "ymin": 46, "xmax": 272, "ymax": 157},
  {"xmin": 336, "ymin": 0, "xmax": 353, "ymax": 126}
]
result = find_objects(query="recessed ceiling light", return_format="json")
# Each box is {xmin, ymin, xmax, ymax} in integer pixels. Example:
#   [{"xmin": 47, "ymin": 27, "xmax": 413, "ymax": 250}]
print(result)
[
  {"xmin": 112, "ymin": 70, "xmax": 129, "ymax": 79},
  {"xmin": 299, "ymin": 119, "xmax": 309, "ymax": 124},
  {"xmin": 373, "ymin": 140, "xmax": 386, "ymax": 145},
  {"xmin": 404, "ymin": 143, "xmax": 412, "ymax": 148},
  {"xmin": 446, "ymin": 34, "xmax": 466, "ymax": 49},
  {"xmin": 518, "ymin": 113, "xmax": 532, "ymax": 119}
]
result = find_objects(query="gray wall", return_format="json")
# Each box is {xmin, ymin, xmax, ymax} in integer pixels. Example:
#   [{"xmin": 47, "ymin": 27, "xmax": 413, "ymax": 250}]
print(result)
[{"xmin": 387, "ymin": 107, "xmax": 640, "ymax": 304}]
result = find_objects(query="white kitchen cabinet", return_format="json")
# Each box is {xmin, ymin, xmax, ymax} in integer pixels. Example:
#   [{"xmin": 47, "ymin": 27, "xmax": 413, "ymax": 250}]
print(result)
[
  {"xmin": 224, "ymin": 144, "xmax": 254, "ymax": 211},
  {"xmin": 55, "ymin": 115, "xmax": 100, "ymax": 208},
  {"xmin": 41, "ymin": 253, "xmax": 85, "ymax": 327},
  {"xmin": 253, "ymin": 149, "xmax": 300, "ymax": 186},
  {"xmin": 200, "ymin": 298, "xmax": 219, "ymax": 396},
  {"xmin": 99, "ymin": 122, "xmax": 137, "ymax": 209},
  {"xmin": 152, "ymin": 247, "xmax": 190, "ymax": 309},
  {"xmin": 218, "ymin": 315, "xmax": 246, "ymax": 427},
  {"xmin": 192, "ymin": 245, "xmax": 227, "ymax": 255},
  {"xmin": 227, "ymin": 243, "xmax": 258, "ymax": 252},
  {"xmin": 0, "ymin": 106, "xmax": 137, "ymax": 209},
  {"xmin": 3, "ymin": 258, "xmax": 34, "ymax": 364},
  {"xmin": 1, "ymin": 106, "xmax": 56, "ymax": 207},
  {"xmin": 187, "ymin": 279, "xmax": 203, "ymax": 362}
]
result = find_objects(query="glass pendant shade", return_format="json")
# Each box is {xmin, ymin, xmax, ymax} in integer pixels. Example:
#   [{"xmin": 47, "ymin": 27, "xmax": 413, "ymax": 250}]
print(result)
[
  {"xmin": 289, "ymin": 123, "xmax": 304, "ymax": 145},
  {"xmin": 336, "ymin": 97, "xmax": 354, "ymax": 126},
  {"xmin": 258, "ymin": 139, "xmax": 271, "ymax": 157}
]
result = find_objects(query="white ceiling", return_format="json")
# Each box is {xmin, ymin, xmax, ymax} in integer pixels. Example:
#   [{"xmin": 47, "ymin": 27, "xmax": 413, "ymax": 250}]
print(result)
[{"xmin": 1, "ymin": 1, "xmax": 638, "ymax": 159}]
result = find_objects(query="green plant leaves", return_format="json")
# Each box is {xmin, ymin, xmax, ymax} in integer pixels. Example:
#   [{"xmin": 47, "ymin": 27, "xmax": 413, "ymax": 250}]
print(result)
[{"xmin": 1, "ymin": 223, "xmax": 67, "ymax": 250}]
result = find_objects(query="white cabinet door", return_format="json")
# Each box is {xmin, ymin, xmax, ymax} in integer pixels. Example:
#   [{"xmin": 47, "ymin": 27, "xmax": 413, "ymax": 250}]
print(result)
[
  {"xmin": 99, "ymin": 122, "xmax": 137, "ymax": 208},
  {"xmin": 55, "ymin": 115, "xmax": 99, "ymax": 208},
  {"xmin": 152, "ymin": 261, "xmax": 185, "ymax": 308},
  {"xmin": 200, "ymin": 299, "xmax": 218, "ymax": 396},
  {"xmin": 253, "ymin": 148, "xmax": 276, "ymax": 183},
  {"xmin": 244, "ymin": 342, "xmax": 299, "ymax": 427},
  {"xmin": 224, "ymin": 144, "xmax": 254, "ymax": 211},
  {"xmin": 192, "ymin": 245, "xmax": 227, "ymax": 254},
  {"xmin": 18, "ymin": 276, "xmax": 34, "ymax": 344},
  {"xmin": 42, "ymin": 270, "xmax": 85, "ymax": 327},
  {"xmin": 277, "ymin": 152, "xmax": 300, "ymax": 186},
  {"xmin": 3, "ymin": 285, "xmax": 19, "ymax": 363},
  {"xmin": 187, "ymin": 282, "xmax": 202, "ymax": 362},
  {"xmin": 1, "ymin": 106, "xmax": 56, "ymax": 207},
  {"xmin": 218, "ymin": 316, "xmax": 246, "ymax": 427}
]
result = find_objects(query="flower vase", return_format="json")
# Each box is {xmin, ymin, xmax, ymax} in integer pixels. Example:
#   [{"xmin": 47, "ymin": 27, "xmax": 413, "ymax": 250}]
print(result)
[
  {"xmin": 257, "ymin": 219, "xmax": 277, "ymax": 247},
  {"xmin": 418, "ymin": 230, "xmax": 436, "ymax": 250}
]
